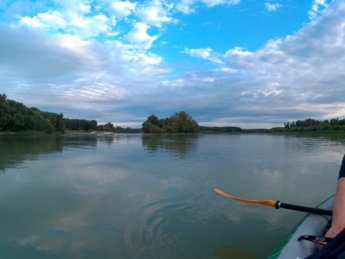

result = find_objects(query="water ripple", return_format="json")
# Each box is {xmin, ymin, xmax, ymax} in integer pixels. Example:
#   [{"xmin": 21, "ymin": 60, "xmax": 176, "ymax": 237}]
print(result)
[{"xmin": 122, "ymin": 199, "xmax": 196, "ymax": 259}]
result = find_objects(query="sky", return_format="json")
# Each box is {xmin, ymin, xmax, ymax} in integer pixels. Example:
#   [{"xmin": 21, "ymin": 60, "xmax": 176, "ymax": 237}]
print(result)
[{"xmin": 0, "ymin": 0, "xmax": 344, "ymax": 128}]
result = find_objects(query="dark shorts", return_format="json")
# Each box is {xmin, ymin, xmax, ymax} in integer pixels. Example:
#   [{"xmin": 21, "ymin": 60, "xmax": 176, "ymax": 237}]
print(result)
[{"xmin": 339, "ymin": 155, "xmax": 345, "ymax": 178}]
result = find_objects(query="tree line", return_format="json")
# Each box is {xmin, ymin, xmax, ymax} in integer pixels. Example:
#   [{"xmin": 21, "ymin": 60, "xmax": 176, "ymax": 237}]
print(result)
[
  {"xmin": 0, "ymin": 94, "xmax": 201, "ymax": 134},
  {"xmin": 199, "ymin": 126, "xmax": 241, "ymax": 133},
  {"xmin": 281, "ymin": 118, "xmax": 345, "ymax": 132},
  {"xmin": 0, "ymin": 94, "xmax": 65, "ymax": 132},
  {"xmin": 5, "ymin": 93, "xmax": 345, "ymax": 134},
  {"xmin": 0, "ymin": 94, "xmax": 102, "ymax": 133}
]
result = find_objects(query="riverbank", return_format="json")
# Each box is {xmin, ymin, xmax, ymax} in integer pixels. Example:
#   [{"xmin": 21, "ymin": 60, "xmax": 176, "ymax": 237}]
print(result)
[{"xmin": 1, "ymin": 129, "xmax": 345, "ymax": 138}]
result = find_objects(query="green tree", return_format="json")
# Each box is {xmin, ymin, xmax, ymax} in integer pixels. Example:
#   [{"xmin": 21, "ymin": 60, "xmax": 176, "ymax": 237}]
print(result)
[
  {"xmin": 97, "ymin": 122, "xmax": 115, "ymax": 132},
  {"xmin": 44, "ymin": 119, "xmax": 54, "ymax": 133},
  {"xmin": 12, "ymin": 113, "xmax": 25, "ymax": 130},
  {"xmin": 90, "ymin": 120, "xmax": 97, "ymax": 130},
  {"xmin": 55, "ymin": 113, "xmax": 65, "ymax": 133},
  {"xmin": 142, "ymin": 111, "xmax": 199, "ymax": 133},
  {"xmin": 0, "ymin": 93, "xmax": 101, "ymax": 133}
]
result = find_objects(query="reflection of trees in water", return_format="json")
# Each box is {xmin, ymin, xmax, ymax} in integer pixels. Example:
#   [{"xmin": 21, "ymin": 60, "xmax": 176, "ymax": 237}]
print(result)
[
  {"xmin": 0, "ymin": 135, "xmax": 97, "ymax": 171},
  {"xmin": 283, "ymin": 135, "xmax": 345, "ymax": 154},
  {"xmin": 142, "ymin": 134, "xmax": 197, "ymax": 158}
]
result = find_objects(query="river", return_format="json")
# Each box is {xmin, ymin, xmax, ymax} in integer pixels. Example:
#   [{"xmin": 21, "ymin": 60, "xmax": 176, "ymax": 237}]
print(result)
[{"xmin": 0, "ymin": 134, "xmax": 344, "ymax": 258}]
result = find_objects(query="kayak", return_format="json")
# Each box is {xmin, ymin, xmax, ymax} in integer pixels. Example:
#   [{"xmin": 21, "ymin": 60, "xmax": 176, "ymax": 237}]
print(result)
[{"xmin": 270, "ymin": 196, "xmax": 333, "ymax": 258}]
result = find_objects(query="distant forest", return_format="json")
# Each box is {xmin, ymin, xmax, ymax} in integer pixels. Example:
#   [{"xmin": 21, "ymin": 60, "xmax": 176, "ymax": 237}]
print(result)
[
  {"xmin": 0, "ymin": 94, "xmax": 198, "ymax": 134},
  {"xmin": 2, "ymin": 93, "xmax": 345, "ymax": 134},
  {"xmin": 270, "ymin": 118, "xmax": 345, "ymax": 132},
  {"xmin": 0, "ymin": 94, "xmax": 134, "ymax": 133}
]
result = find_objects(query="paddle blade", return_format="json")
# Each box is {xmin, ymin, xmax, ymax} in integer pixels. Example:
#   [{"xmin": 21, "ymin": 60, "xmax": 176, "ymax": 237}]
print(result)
[{"xmin": 214, "ymin": 188, "xmax": 277, "ymax": 207}]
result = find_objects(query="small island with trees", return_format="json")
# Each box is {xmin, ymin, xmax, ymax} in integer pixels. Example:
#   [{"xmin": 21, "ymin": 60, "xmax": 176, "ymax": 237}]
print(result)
[
  {"xmin": 142, "ymin": 112, "xmax": 199, "ymax": 133},
  {"xmin": 2, "ymin": 93, "xmax": 345, "ymax": 135}
]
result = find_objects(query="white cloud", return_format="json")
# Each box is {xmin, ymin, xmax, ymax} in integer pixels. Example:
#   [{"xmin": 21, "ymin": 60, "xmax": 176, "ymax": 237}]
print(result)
[
  {"xmin": 125, "ymin": 22, "xmax": 158, "ymax": 49},
  {"xmin": 265, "ymin": 2, "xmax": 282, "ymax": 12},
  {"xmin": 135, "ymin": 2, "xmax": 174, "ymax": 27},
  {"xmin": 201, "ymin": 0, "xmax": 240, "ymax": 8},
  {"xmin": 20, "ymin": 16, "xmax": 44, "ymax": 28},
  {"xmin": 185, "ymin": 47, "xmax": 212, "ymax": 59},
  {"xmin": 225, "ymin": 47, "xmax": 253, "ymax": 58},
  {"xmin": 184, "ymin": 48, "xmax": 223, "ymax": 64},
  {"xmin": 175, "ymin": 1, "xmax": 195, "ymax": 14},
  {"xmin": 224, "ymin": 47, "xmax": 254, "ymax": 69},
  {"xmin": 70, "ymin": 13, "xmax": 112, "ymax": 38},
  {"xmin": 175, "ymin": 0, "xmax": 240, "ymax": 13},
  {"xmin": 20, "ymin": 10, "xmax": 67, "ymax": 29},
  {"xmin": 308, "ymin": 0, "xmax": 328, "ymax": 19},
  {"xmin": 111, "ymin": 1, "xmax": 136, "ymax": 18},
  {"xmin": 20, "ymin": 9, "xmax": 115, "ymax": 40}
]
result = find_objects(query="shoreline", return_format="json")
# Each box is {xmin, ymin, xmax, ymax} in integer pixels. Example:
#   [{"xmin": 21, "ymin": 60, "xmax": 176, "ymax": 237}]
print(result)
[{"xmin": 1, "ymin": 130, "xmax": 345, "ymax": 138}]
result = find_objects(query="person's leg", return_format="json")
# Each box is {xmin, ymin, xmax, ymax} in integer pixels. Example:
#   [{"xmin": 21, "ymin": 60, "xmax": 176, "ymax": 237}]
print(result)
[{"xmin": 325, "ymin": 155, "xmax": 345, "ymax": 239}]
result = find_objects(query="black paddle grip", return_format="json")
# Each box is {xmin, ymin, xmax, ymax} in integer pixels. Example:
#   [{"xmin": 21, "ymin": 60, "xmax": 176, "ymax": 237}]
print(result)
[{"xmin": 275, "ymin": 201, "xmax": 332, "ymax": 216}]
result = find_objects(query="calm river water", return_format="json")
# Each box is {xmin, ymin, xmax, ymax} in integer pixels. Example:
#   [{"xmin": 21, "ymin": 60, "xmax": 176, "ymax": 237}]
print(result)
[{"xmin": 0, "ymin": 134, "xmax": 344, "ymax": 258}]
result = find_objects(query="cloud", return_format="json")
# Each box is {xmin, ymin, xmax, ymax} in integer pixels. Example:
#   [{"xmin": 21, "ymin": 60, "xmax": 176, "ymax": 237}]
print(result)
[
  {"xmin": 185, "ymin": 47, "xmax": 213, "ymax": 59},
  {"xmin": 111, "ymin": 1, "xmax": 137, "ymax": 18},
  {"xmin": 265, "ymin": 2, "xmax": 282, "ymax": 12},
  {"xmin": 20, "ymin": 9, "xmax": 115, "ymax": 39},
  {"xmin": 20, "ymin": 11, "xmax": 66, "ymax": 28},
  {"xmin": 175, "ymin": 0, "xmax": 240, "ymax": 14},
  {"xmin": 184, "ymin": 48, "xmax": 223, "ymax": 64},
  {"xmin": 135, "ymin": 1, "xmax": 175, "ymax": 27},
  {"xmin": 175, "ymin": 1, "xmax": 195, "ymax": 14},
  {"xmin": 201, "ymin": 0, "xmax": 240, "ymax": 8},
  {"xmin": 0, "ymin": 25, "xmax": 91, "ymax": 82},
  {"xmin": 224, "ymin": 46, "xmax": 253, "ymax": 68},
  {"xmin": 125, "ymin": 22, "xmax": 158, "ymax": 49},
  {"xmin": 308, "ymin": 0, "xmax": 329, "ymax": 19},
  {"xmin": 52, "ymin": 0, "xmax": 92, "ymax": 15}
]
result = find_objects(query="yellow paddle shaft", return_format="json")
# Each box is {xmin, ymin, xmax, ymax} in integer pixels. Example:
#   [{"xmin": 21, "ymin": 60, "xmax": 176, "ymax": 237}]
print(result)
[{"xmin": 214, "ymin": 188, "xmax": 277, "ymax": 207}]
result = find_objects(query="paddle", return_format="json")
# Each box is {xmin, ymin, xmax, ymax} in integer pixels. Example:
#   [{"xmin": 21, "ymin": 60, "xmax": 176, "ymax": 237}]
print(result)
[{"xmin": 214, "ymin": 188, "xmax": 332, "ymax": 216}]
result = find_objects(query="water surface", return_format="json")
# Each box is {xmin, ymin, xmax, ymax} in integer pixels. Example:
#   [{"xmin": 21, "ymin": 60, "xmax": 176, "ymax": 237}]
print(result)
[{"xmin": 0, "ymin": 134, "xmax": 343, "ymax": 258}]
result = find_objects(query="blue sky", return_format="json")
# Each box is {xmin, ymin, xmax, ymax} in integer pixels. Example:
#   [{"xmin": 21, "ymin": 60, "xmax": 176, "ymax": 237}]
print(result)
[{"xmin": 1, "ymin": 0, "xmax": 344, "ymax": 128}]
